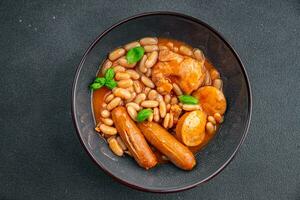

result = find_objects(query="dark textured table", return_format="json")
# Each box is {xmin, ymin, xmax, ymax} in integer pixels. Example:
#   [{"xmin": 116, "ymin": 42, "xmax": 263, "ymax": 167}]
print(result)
[{"xmin": 0, "ymin": 0, "xmax": 299, "ymax": 199}]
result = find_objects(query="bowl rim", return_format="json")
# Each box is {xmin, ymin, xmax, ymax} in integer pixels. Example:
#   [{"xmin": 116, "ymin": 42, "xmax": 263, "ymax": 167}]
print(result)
[{"xmin": 71, "ymin": 11, "xmax": 252, "ymax": 193}]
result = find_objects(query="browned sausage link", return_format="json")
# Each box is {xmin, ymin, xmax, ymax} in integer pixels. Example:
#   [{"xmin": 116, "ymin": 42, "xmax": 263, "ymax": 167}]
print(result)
[
  {"xmin": 111, "ymin": 106, "xmax": 157, "ymax": 169},
  {"xmin": 138, "ymin": 122, "xmax": 196, "ymax": 170}
]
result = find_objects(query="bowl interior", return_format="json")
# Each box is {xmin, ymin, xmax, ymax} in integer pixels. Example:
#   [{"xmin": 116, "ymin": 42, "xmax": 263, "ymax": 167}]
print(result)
[{"xmin": 72, "ymin": 13, "xmax": 251, "ymax": 192}]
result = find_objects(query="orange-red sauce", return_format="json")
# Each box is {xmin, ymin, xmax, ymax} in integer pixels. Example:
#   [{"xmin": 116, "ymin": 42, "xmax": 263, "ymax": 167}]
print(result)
[{"xmin": 93, "ymin": 85, "xmax": 111, "ymax": 124}]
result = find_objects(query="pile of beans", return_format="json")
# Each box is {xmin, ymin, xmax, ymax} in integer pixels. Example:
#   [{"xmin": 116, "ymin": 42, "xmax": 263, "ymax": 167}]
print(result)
[{"xmin": 94, "ymin": 37, "xmax": 224, "ymax": 157}]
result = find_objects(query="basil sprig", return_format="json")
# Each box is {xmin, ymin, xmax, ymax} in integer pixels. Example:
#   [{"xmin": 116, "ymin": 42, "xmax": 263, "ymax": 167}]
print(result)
[
  {"xmin": 89, "ymin": 68, "xmax": 117, "ymax": 90},
  {"xmin": 136, "ymin": 109, "xmax": 153, "ymax": 122},
  {"xmin": 178, "ymin": 95, "xmax": 199, "ymax": 105},
  {"xmin": 126, "ymin": 47, "xmax": 144, "ymax": 64}
]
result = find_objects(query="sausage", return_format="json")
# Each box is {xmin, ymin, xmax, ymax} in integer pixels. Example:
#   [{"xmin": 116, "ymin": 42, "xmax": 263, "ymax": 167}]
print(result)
[
  {"xmin": 111, "ymin": 106, "xmax": 157, "ymax": 169},
  {"xmin": 138, "ymin": 122, "xmax": 196, "ymax": 170}
]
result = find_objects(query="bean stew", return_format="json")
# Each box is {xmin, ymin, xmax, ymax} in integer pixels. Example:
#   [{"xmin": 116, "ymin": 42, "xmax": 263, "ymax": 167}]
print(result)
[{"xmin": 90, "ymin": 37, "xmax": 226, "ymax": 170}]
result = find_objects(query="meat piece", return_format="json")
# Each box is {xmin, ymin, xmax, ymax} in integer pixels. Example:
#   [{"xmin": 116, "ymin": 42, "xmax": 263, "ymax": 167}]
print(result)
[
  {"xmin": 111, "ymin": 107, "xmax": 157, "ymax": 169},
  {"xmin": 193, "ymin": 86, "xmax": 227, "ymax": 115},
  {"xmin": 152, "ymin": 49, "xmax": 206, "ymax": 94},
  {"xmin": 159, "ymin": 49, "xmax": 184, "ymax": 62},
  {"xmin": 138, "ymin": 121, "xmax": 196, "ymax": 170},
  {"xmin": 170, "ymin": 104, "xmax": 182, "ymax": 124}
]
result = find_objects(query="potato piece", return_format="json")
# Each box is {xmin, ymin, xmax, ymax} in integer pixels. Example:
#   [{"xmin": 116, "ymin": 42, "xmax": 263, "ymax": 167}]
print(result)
[
  {"xmin": 193, "ymin": 86, "xmax": 226, "ymax": 115},
  {"xmin": 176, "ymin": 110, "xmax": 207, "ymax": 147}
]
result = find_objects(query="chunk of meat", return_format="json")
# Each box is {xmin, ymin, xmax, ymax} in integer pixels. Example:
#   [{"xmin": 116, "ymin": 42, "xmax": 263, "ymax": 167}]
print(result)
[
  {"xmin": 152, "ymin": 49, "xmax": 205, "ymax": 94},
  {"xmin": 159, "ymin": 49, "xmax": 184, "ymax": 62},
  {"xmin": 170, "ymin": 104, "xmax": 182, "ymax": 124},
  {"xmin": 193, "ymin": 86, "xmax": 227, "ymax": 115}
]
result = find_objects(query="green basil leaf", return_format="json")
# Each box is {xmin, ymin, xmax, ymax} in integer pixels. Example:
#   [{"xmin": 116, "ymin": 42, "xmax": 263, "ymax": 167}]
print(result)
[
  {"xmin": 94, "ymin": 77, "xmax": 106, "ymax": 85},
  {"xmin": 104, "ymin": 68, "xmax": 115, "ymax": 80},
  {"xmin": 89, "ymin": 82, "xmax": 103, "ymax": 90},
  {"xmin": 178, "ymin": 95, "xmax": 199, "ymax": 105},
  {"xmin": 136, "ymin": 109, "xmax": 153, "ymax": 122},
  {"xmin": 105, "ymin": 79, "xmax": 117, "ymax": 90},
  {"xmin": 126, "ymin": 47, "xmax": 144, "ymax": 64}
]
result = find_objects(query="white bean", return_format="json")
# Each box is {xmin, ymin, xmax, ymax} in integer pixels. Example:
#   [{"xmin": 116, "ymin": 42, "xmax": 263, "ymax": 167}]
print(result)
[
  {"xmin": 117, "ymin": 79, "xmax": 133, "ymax": 88},
  {"xmin": 145, "ymin": 51, "xmax": 158, "ymax": 68},
  {"xmin": 100, "ymin": 124, "xmax": 117, "ymax": 135},
  {"xmin": 145, "ymin": 68, "xmax": 152, "ymax": 77},
  {"xmin": 210, "ymin": 69, "xmax": 220, "ymax": 80},
  {"xmin": 208, "ymin": 116, "xmax": 216, "ymax": 125},
  {"xmin": 126, "ymin": 102, "xmax": 141, "ymax": 111},
  {"xmin": 164, "ymin": 94, "xmax": 171, "ymax": 104},
  {"xmin": 144, "ymin": 45, "xmax": 159, "ymax": 53},
  {"xmin": 124, "ymin": 41, "xmax": 140, "ymax": 51},
  {"xmin": 115, "ymin": 72, "xmax": 130, "ymax": 80},
  {"xmin": 101, "ymin": 59, "xmax": 112, "ymax": 75},
  {"xmin": 206, "ymin": 122, "xmax": 215, "ymax": 135},
  {"xmin": 156, "ymin": 94, "xmax": 163, "ymax": 102},
  {"xmin": 134, "ymin": 93, "xmax": 146, "ymax": 104},
  {"xmin": 213, "ymin": 79, "xmax": 223, "ymax": 90},
  {"xmin": 101, "ymin": 109, "xmax": 110, "ymax": 118},
  {"xmin": 168, "ymin": 113, "xmax": 174, "ymax": 128},
  {"xmin": 113, "ymin": 88, "xmax": 132, "ymax": 99},
  {"xmin": 109, "ymin": 48, "xmax": 125, "ymax": 61},
  {"xmin": 148, "ymin": 113, "xmax": 154, "ymax": 122},
  {"xmin": 141, "ymin": 100, "xmax": 159, "ymax": 108},
  {"xmin": 108, "ymin": 137, "xmax": 124, "ymax": 156},
  {"xmin": 182, "ymin": 104, "xmax": 201, "ymax": 111},
  {"xmin": 172, "ymin": 83, "xmax": 182, "ymax": 96},
  {"xmin": 159, "ymin": 101, "xmax": 167, "ymax": 118},
  {"xmin": 107, "ymin": 97, "xmax": 121, "ymax": 111},
  {"xmin": 193, "ymin": 48, "xmax": 205, "ymax": 62},
  {"xmin": 141, "ymin": 76, "xmax": 155, "ymax": 88},
  {"xmin": 113, "ymin": 65, "xmax": 126, "ymax": 73},
  {"xmin": 125, "ymin": 92, "xmax": 136, "ymax": 103},
  {"xmin": 214, "ymin": 113, "xmax": 223, "ymax": 123},
  {"xmin": 133, "ymin": 80, "xmax": 142, "ymax": 94},
  {"xmin": 118, "ymin": 56, "xmax": 136, "ymax": 68},
  {"xmin": 163, "ymin": 113, "xmax": 170, "ymax": 128},
  {"xmin": 127, "ymin": 106, "xmax": 137, "ymax": 120},
  {"xmin": 143, "ymin": 87, "xmax": 151, "ymax": 95},
  {"xmin": 105, "ymin": 94, "xmax": 114, "ymax": 103},
  {"xmin": 148, "ymin": 90, "xmax": 157, "ymax": 100},
  {"xmin": 126, "ymin": 69, "xmax": 140, "ymax": 80},
  {"xmin": 116, "ymin": 136, "xmax": 127, "ymax": 151},
  {"xmin": 101, "ymin": 118, "xmax": 114, "ymax": 126},
  {"xmin": 166, "ymin": 104, "xmax": 171, "ymax": 112},
  {"xmin": 139, "ymin": 55, "xmax": 148, "ymax": 73},
  {"xmin": 153, "ymin": 107, "xmax": 160, "ymax": 122},
  {"xmin": 127, "ymin": 86, "xmax": 135, "ymax": 93},
  {"xmin": 140, "ymin": 37, "xmax": 158, "ymax": 45}
]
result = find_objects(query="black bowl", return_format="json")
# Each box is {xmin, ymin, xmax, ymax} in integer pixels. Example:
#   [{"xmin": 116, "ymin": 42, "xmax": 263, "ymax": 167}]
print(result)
[{"xmin": 72, "ymin": 12, "xmax": 252, "ymax": 192}]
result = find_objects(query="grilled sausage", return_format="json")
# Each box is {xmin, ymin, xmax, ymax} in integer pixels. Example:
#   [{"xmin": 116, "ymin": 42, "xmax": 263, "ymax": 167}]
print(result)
[
  {"xmin": 138, "ymin": 122, "xmax": 196, "ymax": 170},
  {"xmin": 111, "ymin": 107, "xmax": 157, "ymax": 169}
]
